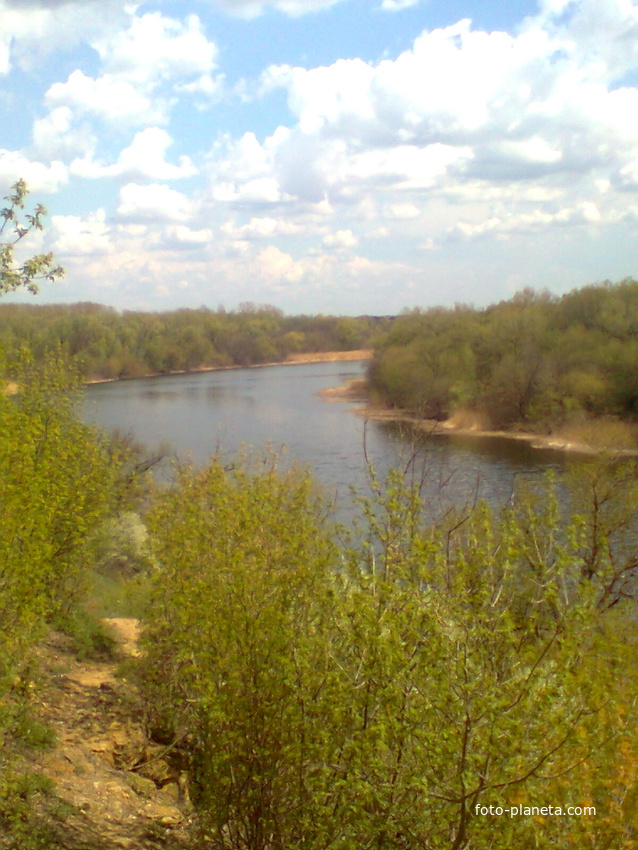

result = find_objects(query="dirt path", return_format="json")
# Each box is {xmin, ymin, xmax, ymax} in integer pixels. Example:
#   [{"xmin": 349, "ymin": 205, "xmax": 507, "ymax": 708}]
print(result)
[{"xmin": 30, "ymin": 619, "xmax": 195, "ymax": 850}]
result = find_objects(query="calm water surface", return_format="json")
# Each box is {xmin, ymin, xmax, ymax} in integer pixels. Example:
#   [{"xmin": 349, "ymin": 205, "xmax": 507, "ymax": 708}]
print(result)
[{"xmin": 83, "ymin": 360, "xmax": 570, "ymax": 518}]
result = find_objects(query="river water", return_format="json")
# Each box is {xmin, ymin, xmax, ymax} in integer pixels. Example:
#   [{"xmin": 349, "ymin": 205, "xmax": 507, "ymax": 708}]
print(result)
[{"xmin": 83, "ymin": 360, "xmax": 570, "ymax": 520}]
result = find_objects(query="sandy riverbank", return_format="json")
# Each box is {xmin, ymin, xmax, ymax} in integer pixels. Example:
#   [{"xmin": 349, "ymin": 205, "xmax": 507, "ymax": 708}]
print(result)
[
  {"xmin": 354, "ymin": 406, "xmax": 600, "ymax": 454},
  {"xmin": 320, "ymin": 379, "xmax": 638, "ymax": 456},
  {"xmin": 85, "ymin": 349, "xmax": 373, "ymax": 385}
]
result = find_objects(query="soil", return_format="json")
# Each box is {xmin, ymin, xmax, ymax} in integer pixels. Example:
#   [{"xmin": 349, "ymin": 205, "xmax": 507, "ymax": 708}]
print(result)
[{"xmin": 25, "ymin": 619, "xmax": 197, "ymax": 850}]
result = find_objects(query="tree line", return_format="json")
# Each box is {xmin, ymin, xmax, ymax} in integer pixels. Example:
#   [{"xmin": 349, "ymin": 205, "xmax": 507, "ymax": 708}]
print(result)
[
  {"xmin": 0, "ymin": 302, "xmax": 388, "ymax": 381},
  {"xmin": 368, "ymin": 280, "xmax": 638, "ymax": 434}
]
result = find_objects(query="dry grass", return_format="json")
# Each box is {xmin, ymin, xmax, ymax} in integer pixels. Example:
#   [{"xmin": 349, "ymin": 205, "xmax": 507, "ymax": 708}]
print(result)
[
  {"xmin": 553, "ymin": 417, "xmax": 638, "ymax": 452},
  {"xmin": 286, "ymin": 349, "xmax": 372, "ymax": 363}
]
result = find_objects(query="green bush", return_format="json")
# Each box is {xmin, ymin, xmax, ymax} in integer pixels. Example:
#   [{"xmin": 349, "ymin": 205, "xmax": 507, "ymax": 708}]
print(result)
[{"xmin": 138, "ymin": 458, "xmax": 638, "ymax": 849}]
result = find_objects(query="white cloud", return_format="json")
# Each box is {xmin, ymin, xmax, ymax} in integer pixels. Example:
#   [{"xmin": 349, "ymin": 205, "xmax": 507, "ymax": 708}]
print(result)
[
  {"xmin": 380, "ymin": 0, "xmax": 421, "ymax": 11},
  {"xmin": 51, "ymin": 209, "xmax": 112, "ymax": 257},
  {"xmin": 177, "ymin": 72, "xmax": 225, "ymax": 103},
  {"xmin": 5, "ymin": 0, "xmax": 638, "ymax": 312},
  {"xmin": 43, "ymin": 11, "xmax": 219, "ymax": 128},
  {"xmin": 256, "ymin": 244, "xmax": 304, "ymax": 283},
  {"xmin": 116, "ymin": 183, "xmax": 194, "ymax": 223},
  {"xmin": 387, "ymin": 203, "xmax": 421, "ymax": 219},
  {"xmin": 210, "ymin": 4, "xmax": 637, "ymax": 257},
  {"xmin": 72, "ymin": 128, "xmax": 197, "ymax": 181},
  {"xmin": 116, "ymin": 129, "xmax": 197, "ymax": 180},
  {"xmin": 323, "ymin": 229, "xmax": 358, "ymax": 249},
  {"xmin": 32, "ymin": 106, "xmax": 96, "ymax": 162},
  {"xmin": 94, "ymin": 12, "xmax": 217, "ymax": 85},
  {"xmin": 205, "ymin": 0, "xmax": 345, "ymax": 20},
  {"xmin": 0, "ymin": 150, "xmax": 67, "ymax": 193},
  {"xmin": 207, "ymin": 130, "xmax": 292, "ymax": 203},
  {"xmin": 160, "ymin": 224, "xmax": 214, "ymax": 249},
  {"xmin": 0, "ymin": 0, "xmax": 128, "ymax": 73},
  {"xmin": 46, "ymin": 69, "xmax": 168, "ymax": 127},
  {"xmin": 221, "ymin": 216, "xmax": 299, "ymax": 239},
  {"xmin": 449, "ymin": 200, "xmax": 603, "ymax": 241}
]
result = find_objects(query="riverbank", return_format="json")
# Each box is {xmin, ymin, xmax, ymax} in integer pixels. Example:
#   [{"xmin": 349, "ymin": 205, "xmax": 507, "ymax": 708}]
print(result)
[
  {"xmin": 86, "ymin": 349, "xmax": 372, "ymax": 385},
  {"xmin": 322, "ymin": 380, "xmax": 638, "ymax": 455},
  {"xmin": 356, "ymin": 406, "xmax": 598, "ymax": 454}
]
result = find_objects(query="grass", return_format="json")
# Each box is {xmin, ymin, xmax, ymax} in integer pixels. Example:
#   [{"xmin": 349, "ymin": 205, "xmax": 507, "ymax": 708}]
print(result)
[{"xmin": 555, "ymin": 417, "xmax": 638, "ymax": 452}]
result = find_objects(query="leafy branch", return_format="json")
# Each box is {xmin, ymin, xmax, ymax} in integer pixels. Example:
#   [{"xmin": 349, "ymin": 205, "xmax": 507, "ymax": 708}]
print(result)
[{"xmin": 0, "ymin": 179, "xmax": 64, "ymax": 295}]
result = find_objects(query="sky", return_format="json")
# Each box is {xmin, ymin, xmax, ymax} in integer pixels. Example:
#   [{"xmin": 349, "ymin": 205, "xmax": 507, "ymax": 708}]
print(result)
[{"xmin": 1, "ymin": 0, "xmax": 638, "ymax": 315}]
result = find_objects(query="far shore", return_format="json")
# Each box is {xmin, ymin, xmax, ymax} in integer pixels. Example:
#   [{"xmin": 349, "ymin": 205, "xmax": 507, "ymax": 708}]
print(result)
[
  {"xmin": 320, "ymin": 379, "xmax": 638, "ymax": 457},
  {"xmin": 85, "ymin": 349, "xmax": 372, "ymax": 386}
]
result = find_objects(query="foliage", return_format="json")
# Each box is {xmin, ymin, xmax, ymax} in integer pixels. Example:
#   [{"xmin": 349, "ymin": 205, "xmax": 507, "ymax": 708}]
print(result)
[
  {"xmin": 138, "ymin": 455, "xmax": 638, "ymax": 849},
  {"xmin": 0, "ymin": 180, "xmax": 63, "ymax": 296},
  {"xmin": 0, "ymin": 768, "xmax": 67, "ymax": 850},
  {"xmin": 0, "ymin": 301, "xmax": 388, "ymax": 381},
  {"xmin": 0, "ymin": 347, "xmax": 149, "ymax": 758},
  {"xmin": 368, "ymin": 280, "xmax": 638, "ymax": 435},
  {"xmin": 88, "ymin": 512, "xmax": 154, "ymax": 579},
  {"xmin": 0, "ymin": 181, "xmax": 150, "ymax": 847},
  {"xmin": 139, "ymin": 455, "xmax": 339, "ymax": 848}
]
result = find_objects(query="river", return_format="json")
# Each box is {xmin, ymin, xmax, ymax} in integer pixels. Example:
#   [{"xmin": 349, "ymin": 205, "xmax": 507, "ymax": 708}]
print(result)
[{"xmin": 83, "ymin": 360, "xmax": 570, "ymax": 520}]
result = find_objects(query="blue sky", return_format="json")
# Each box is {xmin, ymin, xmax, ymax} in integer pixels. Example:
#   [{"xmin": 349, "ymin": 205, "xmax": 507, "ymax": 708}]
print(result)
[{"xmin": 1, "ymin": 0, "xmax": 638, "ymax": 314}]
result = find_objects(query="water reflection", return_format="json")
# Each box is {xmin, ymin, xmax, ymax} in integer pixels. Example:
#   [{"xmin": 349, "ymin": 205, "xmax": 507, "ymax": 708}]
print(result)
[{"xmin": 83, "ymin": 361, "xmax": 570, "ymax": 520}]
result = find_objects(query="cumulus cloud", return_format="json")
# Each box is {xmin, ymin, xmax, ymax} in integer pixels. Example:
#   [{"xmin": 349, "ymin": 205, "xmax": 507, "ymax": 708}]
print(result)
[
  {"xmin": 449, "ymin": 200, "xmax": 603, "ymax": 241},
  {"xmin": 256, "ymin": 244, "xmax": 304, "ymax": 283},
  {"xmin": 323, "ymin": 229, "xmax": 358, "ymax": 249},
  {"xmin": 0, "ymin": 0, "xmax": 128, "ymax": 72},
  {"xmin": 387, "ymin": 203, "xmax": 421, "ymax": 219},
  {"xmin": 207, "ymin": 130, "xmax": 292, "ymax": 203},
  {"xmin": 46, "ymin": 69, "xmax": 169, "ymax": 127},
  {"xmin": 116, "ymin": 183, "xmax": 194, "ymax": 223},
  {"xmin": 0, "ymin": 150, "xmax": 67, "ymax": 193},
  {"xmin": 159, "ymin": 224, "xmax": 214, "ymax": 250},
  {"xmin": 94, "ymin": 12, "xmax": 217, "ymax": 84},
  {"xmin": 32, "ymin": 106, "xmax": 96, "ymax": 162},
  {"xmin": 50, "ymin": 209, "xmax": 112, "ymax": 256},
  {"xmin": 71, "ymin": 128, "xmax": 197, "ymax": 181},
  {"xmin": 197, "ymin": 1, "xmax": 636, "ymax": 258},
  {"xmin": 221, "ymin": 216, "xmax": 299, "ymax": 239},
  {"xmin": 5, "ymin": 0, "xmax": 638, "ymax": 311},
  {"xmin": 380, "ymin": 0, "xmax": 422, "ymax": 10},
  {"xmin": 44, "ymin": 12, "xmax": 219, "ymax": 127}
]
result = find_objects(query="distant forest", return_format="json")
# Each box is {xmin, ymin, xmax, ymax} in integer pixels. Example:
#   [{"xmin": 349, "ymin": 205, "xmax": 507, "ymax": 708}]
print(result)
[
  {"xmin": 0, "ymin": 302, "xmax": 389, "ymax": 380},
  {"xmin": 368, "ymin": 278, "xmax": 638, "ymax": 432},
  {"xmin": 1, "ymin": 279, "xmax": 637, "ymax": 435}
]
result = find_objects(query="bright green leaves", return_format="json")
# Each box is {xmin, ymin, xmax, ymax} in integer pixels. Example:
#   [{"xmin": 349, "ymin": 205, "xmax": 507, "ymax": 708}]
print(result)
[
  {"xmin": 140, "ymin": 456, "xmax": 339, "ymax": 849},
  {"xmin": 0, "ymin": 352, "xmax": 129, "ymax": 685},
  {"xmin": 138, "ymin": 459, "xmax": 638, "ymax": 850},
  {"xmin": 0, "ymin": 180, "xmax": 64, "ymax": 296}
]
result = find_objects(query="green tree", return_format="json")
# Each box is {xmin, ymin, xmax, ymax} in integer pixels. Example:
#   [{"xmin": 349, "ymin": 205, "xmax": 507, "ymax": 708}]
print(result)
[{"xmin": 1, "ymin": 180, "xmax": 64, "ymax": 295}]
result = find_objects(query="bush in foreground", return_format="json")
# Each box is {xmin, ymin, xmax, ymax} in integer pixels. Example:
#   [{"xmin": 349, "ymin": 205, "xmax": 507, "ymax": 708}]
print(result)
[{"xmin": 139, "ymin": 457, "xmax": 638, "ymax": 849}]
